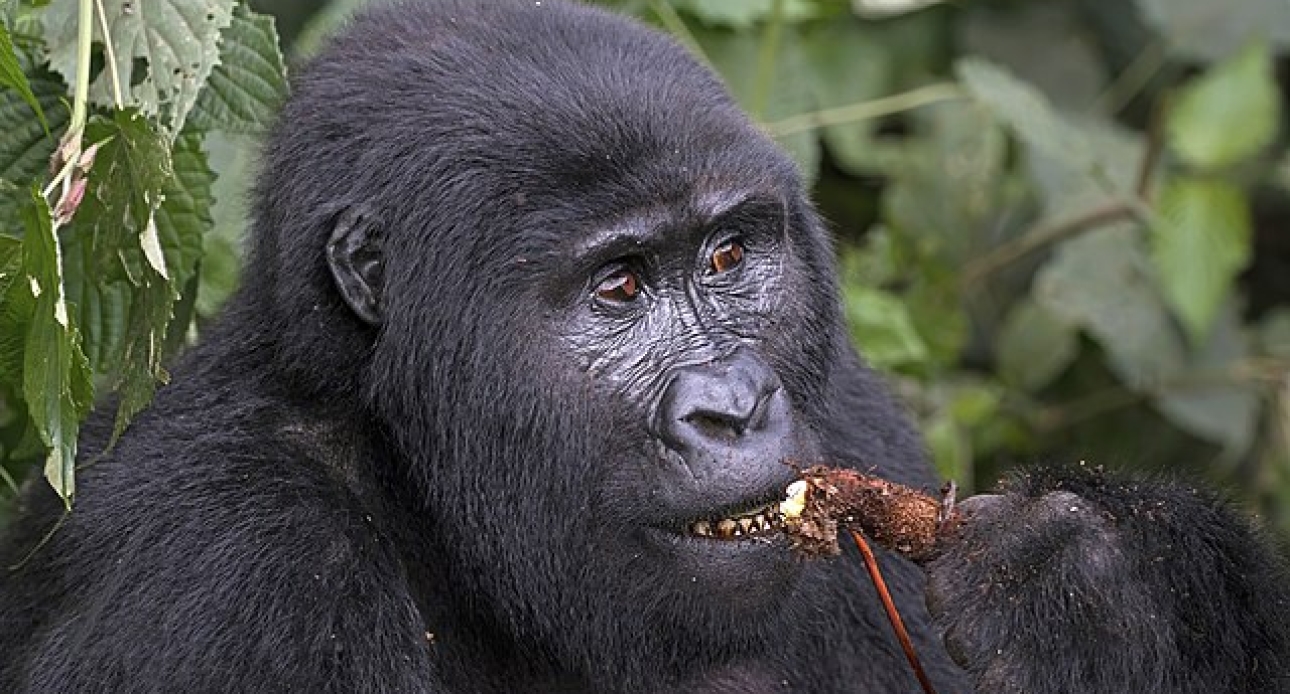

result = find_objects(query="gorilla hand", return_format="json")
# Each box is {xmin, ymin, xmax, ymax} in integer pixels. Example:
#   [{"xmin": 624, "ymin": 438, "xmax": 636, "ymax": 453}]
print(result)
[{"xmin": 922, "ymin": 466, "xmax": 1290, "ymax": 694}]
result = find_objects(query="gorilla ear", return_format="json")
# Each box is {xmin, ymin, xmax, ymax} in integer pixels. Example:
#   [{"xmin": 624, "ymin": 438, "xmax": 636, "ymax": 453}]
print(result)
[{"xmin": 326, "ymin": 205, "xmax": 384, "ymax": 325}]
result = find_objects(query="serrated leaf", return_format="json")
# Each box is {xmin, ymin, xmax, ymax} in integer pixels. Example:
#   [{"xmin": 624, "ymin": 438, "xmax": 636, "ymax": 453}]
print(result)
[
  {"xmin": 112, "ymin": 269, "xmax": 171, "ymax": 436},
  {"xmin": 0, "ymin": 233, "xmax": 19, "ymax": 299},
  {"xmin": 61, "ymin": 110, "xmax": 176, "ymax": 436},
  {"xmin": 19, "ymin": 190, "xmax": 91, "ymax": 500},
  {"xmin": 996, "ymin": 298, "xmax": 1078, "ymax": 391},
  {"xmin": 155, "ymin": 130, "xmax": 212, "ymax": 293},
  {"xmin": 188, "ymin": 3, "xmax": 287, "ymax": 134},
  {"xmin": 0, "ymin": 241, "xmax": 30, "ymax": 390},
  {"xmin": 1034, "ymin": 225, "xmax": 1185, "ymax": 388},
  {"xmin": 1167, "ymin": 42, "xmax": 1279, "ymax": 169},
  {"xmin": 1150, "ymin": 178, "xmax": 1251, "ymax": 342},
  {"xmin": 0, "ymin": 234, "xmax": 22, "ymax": 389},
  {"xmin": 0, "ymin": 67, "xmax": 67, "ymax": 219},
  {"xmin": 0, "ymin": 19, "xmax": 45, "ymax": 132},
  {"xmin": 955, "ymin": 57, "xmax": 1094, "ymax": 172},
  {"xmin": 42, "ymin": 0, "xmax": 235, "ymax": 134}
]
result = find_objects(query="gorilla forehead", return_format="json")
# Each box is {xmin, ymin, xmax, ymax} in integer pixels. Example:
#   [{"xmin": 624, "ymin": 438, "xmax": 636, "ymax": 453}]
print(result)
[{"xmin": 270, "ymin": 0, "xmax": 799, "ymax": 235}]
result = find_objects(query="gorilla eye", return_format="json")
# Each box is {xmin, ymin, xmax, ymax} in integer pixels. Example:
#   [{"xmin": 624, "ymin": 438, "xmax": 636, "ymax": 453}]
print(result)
[
  {"xmin": 710, "ymin": 239, "xmax": 745, "ymax": 274},
  {"xmin": 594, "ymin": 268, "xmax": 641, "ymax": 303}
]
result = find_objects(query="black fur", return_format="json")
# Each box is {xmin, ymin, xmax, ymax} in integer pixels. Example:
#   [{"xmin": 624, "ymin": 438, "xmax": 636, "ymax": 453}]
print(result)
[
  {"xmin": 1, "ymin": 2, "xmax": 1286, "ymax": 692},
  {"xmin": 926, "ymin": 466, "xmax": 1290, "ymax": 693}
]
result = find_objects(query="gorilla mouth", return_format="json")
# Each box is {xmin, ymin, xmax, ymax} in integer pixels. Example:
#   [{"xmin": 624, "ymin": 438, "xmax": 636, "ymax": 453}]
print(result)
[{"xmin": 687, "ymin": 501, "xmax": 785, "ymax": 540}]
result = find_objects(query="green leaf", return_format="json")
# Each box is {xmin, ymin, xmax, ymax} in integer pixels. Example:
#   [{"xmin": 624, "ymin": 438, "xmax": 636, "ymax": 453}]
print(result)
[
  {"xmin": 959, "ymin": 1, "xmax": 1107, "ymax": 111},
  {"xmin": 292, "ymin": 0, "xmax": 372, "ymax": 59},
  {"xmin": 154, "ymin": 131, "xmax": 212, "ymax": 293},
  {"xmin": 1149, "ymin": 178, "xmax": 1251, "ymax": 342},
  {"xmin": 882, "ymin": 99, "xmax": 1007, "ymax": 263},
  {"xmin": 1034, "ymin": 225, "xmax": 1185, "ymax": 388},
  {"xmin": 188, "ymin": 3, "xmax": 287, "ymax": 134},
  {"xmin": 1136, "ymin": 0, "xmax": 1290, "ymax": 63},
  {"xmin": 1153, "ymin": 305, "xmax": 1257, "ymax": 457},
  {"xmin": 671, "ymin": 0, "xmax": 818, "ymax": 29},
  {"xmin": 692, "ymin": 25, "xmax": 819, "ymax": 181},
  {"xmin": 1257, "ymin": 309, "xmax": 1290, "ymax": 359},
  {"xmin": 61, "ymin": 110, "xmax": 176, "ymax": 436},
  {"xmin": 19, "ymin": 189, "xmax": 92, "ymax": 500},
  {"xmin": 0, "ymin": 19, "xmax": 46, "ymax": 132},
  {"xmin": 796, "ymin": 18, "xmax": 892, "ymax": 174},
  {"xmin": 0, "ymin": 233, "xmax": 19, "ymax": 300},
  {"xmin": 112, "ymin": 265, "xmax": 171, "ymax": 436},
  {"xmin": 0, "ymin": 67, "xmax": 67, "ymax": 220},
  {"xmin": 1026, "ymin": 117, "xmax": 1141, "ymax": 219},
  {"xmin": 996, "ymin": 298, "xmax": 1078, "ymax": 391},
  {"xmin": 0, "ymin": 234, "xmax": 22, "ymax": 389},
  {"xmin": 1167, "ymin": 41, "xmax": 1279, "ymax": 169},
  {"xmin": 842, "ymin": 285, "xmax": 929, "ymax": 370},
  {"xmin": 195, "ymin": 130, "xmax": 250, "ymax": 318},
  {"xmin": 42, "ymin": 0, "xmax": 235, "ymax": 134},
  {"xmin": 955, "ymin": 57, "xmax": 1094, "ymax": 172}
]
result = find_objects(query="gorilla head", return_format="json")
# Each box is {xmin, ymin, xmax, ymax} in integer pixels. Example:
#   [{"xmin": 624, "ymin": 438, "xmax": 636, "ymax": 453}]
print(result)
[{"xmin": 243, "ymin": 0, "xmax": 855, "ymax": 686}]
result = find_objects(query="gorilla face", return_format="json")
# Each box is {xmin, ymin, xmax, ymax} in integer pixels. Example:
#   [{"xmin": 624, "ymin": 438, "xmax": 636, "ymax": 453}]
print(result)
[
  {"xmin": 266, "ymin": 0, "xmax": 845, "ymax": 679},
  {"xmin": 552, "ymin": 189, "xmax": 821, "ymax": 598}
]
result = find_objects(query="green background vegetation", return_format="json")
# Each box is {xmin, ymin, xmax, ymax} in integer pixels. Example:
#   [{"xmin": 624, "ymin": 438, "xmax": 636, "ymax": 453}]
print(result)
[{"xmin": 2, "ymin": 0, "xmax": 1289, "ymax": 537}]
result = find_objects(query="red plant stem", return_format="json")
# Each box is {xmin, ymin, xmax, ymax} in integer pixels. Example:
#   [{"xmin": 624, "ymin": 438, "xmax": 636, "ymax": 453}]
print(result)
[{"xmin": 848, "ymin": 528, "xmax": 938, "ymax": 694}]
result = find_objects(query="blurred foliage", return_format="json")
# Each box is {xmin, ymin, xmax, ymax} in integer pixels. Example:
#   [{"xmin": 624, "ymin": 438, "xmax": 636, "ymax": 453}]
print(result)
[{"xmin": 2, "ymin": 0, "xmax": 1290, "ymax": 537}]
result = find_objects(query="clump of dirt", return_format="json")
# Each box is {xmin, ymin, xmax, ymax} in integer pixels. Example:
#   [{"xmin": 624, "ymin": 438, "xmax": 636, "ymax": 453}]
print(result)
[{"xmin": 780, "ymin": 465, "xmax": 958, "ymax": 561}]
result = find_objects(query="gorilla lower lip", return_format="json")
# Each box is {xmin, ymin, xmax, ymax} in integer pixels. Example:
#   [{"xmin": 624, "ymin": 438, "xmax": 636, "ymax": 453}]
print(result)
[{"xmin": 689, "ymin": 503, "xmax": 783, "ymax": 539}]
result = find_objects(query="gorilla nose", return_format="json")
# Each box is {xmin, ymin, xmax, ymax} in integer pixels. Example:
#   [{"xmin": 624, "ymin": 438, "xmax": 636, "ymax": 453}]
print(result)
[{"xmin": 656, "ymin": 350, "xmax": 789, "ymax": 452}]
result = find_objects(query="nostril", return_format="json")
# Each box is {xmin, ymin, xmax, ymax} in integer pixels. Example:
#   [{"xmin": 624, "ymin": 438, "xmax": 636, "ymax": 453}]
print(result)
[
  {"xmin": 682, "ymin": 412, "xmax": 745, "ymax": 441},
  {"xmin": 679, "ymin": 385, "xmax": 777, "ymax": 442}
]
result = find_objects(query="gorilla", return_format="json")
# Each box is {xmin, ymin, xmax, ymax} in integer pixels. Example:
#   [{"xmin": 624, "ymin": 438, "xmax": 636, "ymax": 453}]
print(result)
[{"xmin": 2, "ymin": 1, "xmax": 1288, "ymax": 692}]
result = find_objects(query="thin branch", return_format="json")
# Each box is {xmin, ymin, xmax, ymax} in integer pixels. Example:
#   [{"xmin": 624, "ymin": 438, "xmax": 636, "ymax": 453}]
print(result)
[
  {"xmin": 0, "ymin": 463, "xmax": 18, "ymax": 495},
  {"xmin": 765, "ymin": 83, "xmax": 965, "ymax": 137},
  {"xmin": 1135, "ymin": 98, "xmax": 1168, "ymax": 201},
  {"xmin": 849, "ymin": 529, "xmax": 938, "ymax": 694},
  {"xmin": 960, "ymin": 198, "xmax": 1143, "ymax": 287},
  {"xmin": 1093, "ymin": 37, "xmax": 1170, "ymax": 117}
]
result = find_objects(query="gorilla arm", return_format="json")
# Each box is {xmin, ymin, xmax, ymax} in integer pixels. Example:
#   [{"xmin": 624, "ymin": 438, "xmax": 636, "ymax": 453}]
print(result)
[{"xmin": 921, "ymin": 467, "xmax": 1290, "ymax": 694}]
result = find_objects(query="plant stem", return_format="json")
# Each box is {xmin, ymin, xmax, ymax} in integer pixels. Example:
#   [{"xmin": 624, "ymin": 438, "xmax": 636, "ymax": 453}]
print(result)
[
  {"xmin": 44, "ymin": 0, "xmax": 94, "ymax": 201},
  {"xmin": 68, "ymin": 0, "xmax": 93, "ymax": 137},
  {"xmin": 960, "ymin": 198, "xmax": 1143, "ymax": 287},
  {"xmin": 750, "ymin": 0, "xmax": 784, "ymax": 121},
  {"xmin": 849, "ymin": 528, "xmax": 939, "ymax": 694},
  {"xmin": 765, "ymin": 83, "xmax": 965, "ymax": 137},
  {"xmin": 648, "ymin": 1, "xmax": 710, "ymax": 71},
  {"xmin": 94, "ymin": 0, "xmax": 123, "ymax": 108}
]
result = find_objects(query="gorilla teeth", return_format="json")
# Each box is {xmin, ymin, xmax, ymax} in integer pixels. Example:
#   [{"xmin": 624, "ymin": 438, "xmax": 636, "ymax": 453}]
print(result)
[{"xmin": 688, "ymin": 504, "xmax": 783, "ymax": 540}]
